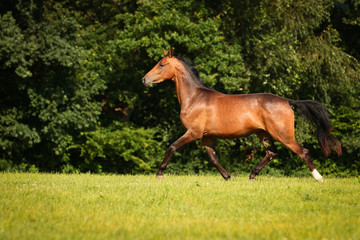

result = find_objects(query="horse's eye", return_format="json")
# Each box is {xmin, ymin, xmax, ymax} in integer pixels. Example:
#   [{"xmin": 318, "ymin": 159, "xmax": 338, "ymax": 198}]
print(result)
[{"xmin": 159, "ymin": 64, "xmax": 165, "ymax": 67}]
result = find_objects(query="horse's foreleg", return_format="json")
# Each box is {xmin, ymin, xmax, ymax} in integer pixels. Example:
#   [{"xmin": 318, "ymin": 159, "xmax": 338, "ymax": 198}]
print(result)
[
  {"xmin": 250, "ymin": 132, "xmax": 278, "ymax": 180},
  {"xmin": 203, "ymin": 137, "xmax": 230, "ymax": 180},
  {"xmin": 156, "ymin": 131, "xmax": 196, "ymax": 178}
]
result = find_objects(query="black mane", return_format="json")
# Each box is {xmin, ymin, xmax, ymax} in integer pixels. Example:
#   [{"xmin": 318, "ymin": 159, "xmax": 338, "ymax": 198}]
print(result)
[{"xmin": 175, "ymin": 56, "xmax": 213, "ymax": 90}]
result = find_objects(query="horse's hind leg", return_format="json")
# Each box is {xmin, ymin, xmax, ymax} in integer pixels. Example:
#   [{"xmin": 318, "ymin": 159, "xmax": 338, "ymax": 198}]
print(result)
[
  {"xmin": 249, "ymin": 131, "xmax": 278, "ymax": 180},
  {"xmin": 281, "ymin": 140, "xmax": 324, "ymax": 182},
  {"xmin": 203, "ymin": 137, "xmax": 231, "ymax": 180}
]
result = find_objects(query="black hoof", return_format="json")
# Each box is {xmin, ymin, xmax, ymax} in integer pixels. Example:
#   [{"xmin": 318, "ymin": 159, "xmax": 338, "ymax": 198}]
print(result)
[
  {"xmin": 249, "ymin": 173, "xmax": 256, "ymax": 181},
  {"xmin": 224, "ymin": 175, "xmax": 231, "ymax": 181}
]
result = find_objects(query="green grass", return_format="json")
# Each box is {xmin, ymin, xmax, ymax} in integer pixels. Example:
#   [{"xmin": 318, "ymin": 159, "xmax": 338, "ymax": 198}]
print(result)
[{"xmin": 1, "ymin": 173, "xmax": 359, "ymax": 239}]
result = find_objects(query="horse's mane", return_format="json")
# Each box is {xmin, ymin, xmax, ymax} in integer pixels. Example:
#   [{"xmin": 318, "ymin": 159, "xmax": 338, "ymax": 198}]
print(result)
[{"xmin": 175, "ymin": 56, "xmax": 213, "ymax": 90}]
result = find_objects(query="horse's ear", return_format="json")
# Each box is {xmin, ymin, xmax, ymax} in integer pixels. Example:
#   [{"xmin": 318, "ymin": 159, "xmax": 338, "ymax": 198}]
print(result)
[
  {"xmin": 169, "ymin": 47, "xmax": 174, "ymax": 58},
  {"xmin": 163, "ymin": 49, "xmax": 168, "ymax": 56}
]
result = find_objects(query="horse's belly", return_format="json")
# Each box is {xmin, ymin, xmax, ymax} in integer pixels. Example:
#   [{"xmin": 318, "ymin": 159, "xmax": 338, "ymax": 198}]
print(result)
[
  {"xmin": 200, "ymin": 93, "xmax": 270, "ymax": 138},
  {"xmin": 205, "ymin": 116, "xmax": 263, "ymax": 138}
]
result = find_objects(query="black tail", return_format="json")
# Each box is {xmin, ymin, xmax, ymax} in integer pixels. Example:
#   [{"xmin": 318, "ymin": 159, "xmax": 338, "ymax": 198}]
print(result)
[{"xmin": 288, "ymin": 100, "xmax": 342, "ymax": 157}]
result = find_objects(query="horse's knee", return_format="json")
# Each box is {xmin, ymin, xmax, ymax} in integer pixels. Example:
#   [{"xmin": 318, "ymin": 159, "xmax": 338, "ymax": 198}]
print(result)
[{"xmin": 165, "ymin": 144, "xmax": 177, "ymax": 155}]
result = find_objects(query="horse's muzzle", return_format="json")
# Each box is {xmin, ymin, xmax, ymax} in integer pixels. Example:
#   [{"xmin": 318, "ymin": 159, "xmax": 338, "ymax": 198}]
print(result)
[{"xmin": 142, "ymin": 77, "xmax": 154, "ymax": 87}]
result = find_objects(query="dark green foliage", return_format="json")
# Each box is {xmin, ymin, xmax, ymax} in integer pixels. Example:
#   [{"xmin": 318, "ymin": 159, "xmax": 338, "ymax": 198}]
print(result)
[
  {"xmin": 72, "ymin": 122, "xmax": 163, "ymax": 173},
  {"xmin": 0, "ymin": 1, "xmax": 105, "ymax": 171},
  {"xmin": 0, "ymin": 0, "xmax": 359, "ymax": 176}
]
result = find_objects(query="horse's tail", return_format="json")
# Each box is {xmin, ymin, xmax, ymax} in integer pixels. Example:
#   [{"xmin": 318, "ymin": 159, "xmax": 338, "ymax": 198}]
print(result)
[{"xmin": 288, "ymin": 99, "xmax": 342, "ymax": 157}]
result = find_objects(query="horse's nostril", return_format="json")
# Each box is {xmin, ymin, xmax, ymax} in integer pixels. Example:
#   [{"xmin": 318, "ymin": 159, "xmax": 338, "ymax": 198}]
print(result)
[{"xmin": 142, "ymin": 77, "xmax": 146, "ymax": 84}]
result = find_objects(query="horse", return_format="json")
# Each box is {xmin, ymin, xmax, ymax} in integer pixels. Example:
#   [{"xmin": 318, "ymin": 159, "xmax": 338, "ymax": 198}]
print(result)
[{"xmin": 142, "ymin": 48, "xmax": 342, "ymax": 182}]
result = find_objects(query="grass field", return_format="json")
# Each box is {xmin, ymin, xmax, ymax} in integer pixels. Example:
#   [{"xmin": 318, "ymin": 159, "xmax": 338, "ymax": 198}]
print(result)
[{"xmin": 0, "ymin": 173, "xmax": 359, "ymax": 239}]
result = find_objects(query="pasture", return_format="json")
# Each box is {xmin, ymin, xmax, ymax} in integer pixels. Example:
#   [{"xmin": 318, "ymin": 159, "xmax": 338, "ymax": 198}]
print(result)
[{"xmin": 1, "ymin": 173, "xmax": 359, "ymax": 239}]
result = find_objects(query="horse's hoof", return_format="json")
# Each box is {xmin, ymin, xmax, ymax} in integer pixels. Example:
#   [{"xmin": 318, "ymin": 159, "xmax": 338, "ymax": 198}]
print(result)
[
  {"xmin": 249, "ymin": 173, "xmax": 256, "ymax": 181},
  {"xmin": 156, "ymin": 174, "xmax": 164, "ymax": 179},
  {"xmin": 224, "ymin": 175, "xmax": 231, "ymax": 181}
]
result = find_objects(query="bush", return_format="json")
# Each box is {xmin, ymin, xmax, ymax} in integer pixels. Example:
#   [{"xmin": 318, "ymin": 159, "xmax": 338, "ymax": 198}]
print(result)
[{"xmin": 72, "ymin": 122, "xmax": 164, "ymax": 174}]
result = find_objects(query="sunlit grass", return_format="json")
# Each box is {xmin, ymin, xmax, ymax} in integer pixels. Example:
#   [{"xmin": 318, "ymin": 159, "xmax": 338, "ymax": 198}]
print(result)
[{"xmin": 1, "ymin": 173, "xmax": 359, "ymax": 239}]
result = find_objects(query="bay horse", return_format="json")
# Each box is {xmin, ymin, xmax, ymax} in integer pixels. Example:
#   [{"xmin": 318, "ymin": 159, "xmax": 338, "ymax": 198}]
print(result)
[{"xmin": 142, "ymin": 48, "xmax": 342, "ymax": 182}]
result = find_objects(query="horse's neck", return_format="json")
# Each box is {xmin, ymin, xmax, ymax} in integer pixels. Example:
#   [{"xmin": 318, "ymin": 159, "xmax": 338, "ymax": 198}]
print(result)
[{"xmin": 174, "ymin": 68, "xmax": 198, "ymax": 109}]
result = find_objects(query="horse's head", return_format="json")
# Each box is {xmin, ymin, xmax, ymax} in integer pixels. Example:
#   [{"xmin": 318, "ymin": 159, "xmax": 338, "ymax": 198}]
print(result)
[{"xmin": 142, "ymin": 48, "xmax": 176, "ymax": 86}]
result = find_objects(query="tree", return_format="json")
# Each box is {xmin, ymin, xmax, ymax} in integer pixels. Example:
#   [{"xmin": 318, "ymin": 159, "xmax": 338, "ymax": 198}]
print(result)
[
  {"xmin": 1, "ymin": 0, "xmax": 359, "ymax": 176},
  {"xmin": 0, "ymin": 1, "xmax": 105, "ymax": 171}
]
